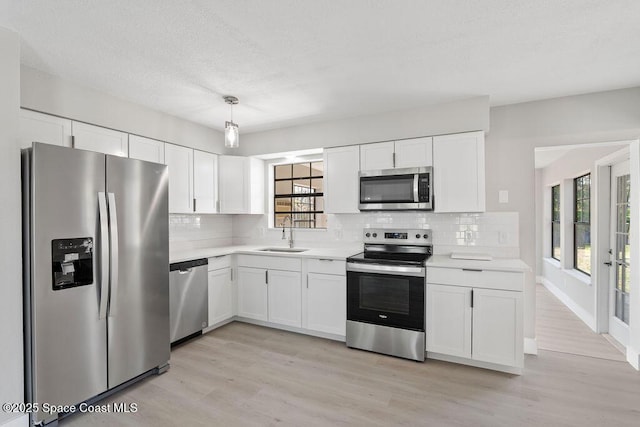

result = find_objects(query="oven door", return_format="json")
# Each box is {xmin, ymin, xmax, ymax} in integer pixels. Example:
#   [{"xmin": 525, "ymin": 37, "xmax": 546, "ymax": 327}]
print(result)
[{"xmin": 346, "ymin": 263, "xmax": 425, "ymax": 331}]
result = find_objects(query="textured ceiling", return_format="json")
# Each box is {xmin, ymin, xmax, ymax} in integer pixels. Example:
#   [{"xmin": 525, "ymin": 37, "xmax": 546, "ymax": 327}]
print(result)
[{"xmin": 1, "ymin": 0, "xmax": 639, "ymax": 133}]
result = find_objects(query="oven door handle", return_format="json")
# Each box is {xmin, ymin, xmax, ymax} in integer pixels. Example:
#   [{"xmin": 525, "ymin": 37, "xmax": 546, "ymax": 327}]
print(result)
[{"xmin": 346, "ymin": 262, "xmax": 425, "ymax": 277}]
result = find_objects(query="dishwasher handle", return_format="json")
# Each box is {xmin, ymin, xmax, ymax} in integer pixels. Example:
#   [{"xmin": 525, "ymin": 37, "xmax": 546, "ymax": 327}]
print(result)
[{"xmin": 170, "ymin": 258, "xmax": 208, "ymax": 272}]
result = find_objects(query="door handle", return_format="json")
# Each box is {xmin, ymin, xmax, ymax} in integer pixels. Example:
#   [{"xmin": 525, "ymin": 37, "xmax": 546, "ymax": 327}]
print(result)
[
  {"xmin": 98, "ymin": 192, "xmax": 109, "ymax": 320},
  {"xmin": 604, "ymin": 261, "xmax": 612, "ymax": 266},
  {"xmin": 107, "ymin": 192, "xmax": 119, "ymax": 317},
  {"xmin": 178, "ymin": 268, "xmax": 193, "ymax": 274}
]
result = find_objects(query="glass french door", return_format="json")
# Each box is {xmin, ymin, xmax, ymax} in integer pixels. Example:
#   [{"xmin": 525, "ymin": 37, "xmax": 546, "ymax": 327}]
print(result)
[{"xmin": 609, "ymin": 160, "xmax": 630, "ymax": 346}]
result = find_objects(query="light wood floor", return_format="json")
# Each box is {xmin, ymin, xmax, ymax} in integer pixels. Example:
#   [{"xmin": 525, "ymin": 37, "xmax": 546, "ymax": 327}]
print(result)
[
  {"xmin": 64, "ymin": 320, "xmax": 640, "ymax": 426},
  {"xmin": 535, "ymin": 283, "xmax": 626, "ymax": 361}
]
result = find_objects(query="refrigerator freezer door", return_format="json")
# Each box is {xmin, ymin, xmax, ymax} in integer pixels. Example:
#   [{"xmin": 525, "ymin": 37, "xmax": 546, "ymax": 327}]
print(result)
[
  {"xmin": 106, "ymin": 155, "xmax": 170, "ymax": 388},
  {"xmin": 27, "ymin": 143, "xmax": 108, "ymax": 425}
]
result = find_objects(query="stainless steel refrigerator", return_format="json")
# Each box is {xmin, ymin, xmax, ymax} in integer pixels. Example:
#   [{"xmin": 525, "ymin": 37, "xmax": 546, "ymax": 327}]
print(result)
[{"xmin": 22, "ymin": 142, "xmax": 170, "ymax": 426}]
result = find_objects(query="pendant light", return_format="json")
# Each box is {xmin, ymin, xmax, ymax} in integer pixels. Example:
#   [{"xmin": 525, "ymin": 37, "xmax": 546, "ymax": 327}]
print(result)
[{"xmin": 223, "ymin": 95, "xmax": 239, "ymax": 148}]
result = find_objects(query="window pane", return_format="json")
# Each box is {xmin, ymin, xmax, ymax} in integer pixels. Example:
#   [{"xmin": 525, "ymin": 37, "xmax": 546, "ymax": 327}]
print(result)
[
  {"xmin": 275, "ymin": 180, "xmax": 293, "ymax": 195},
  {"xmin": 292, "ymin": 163, "xmax": 311, "ymax": 178},
  {"xmin": 294, "ymin": 179, "xmax": 311, "ymax": 193},
  {"xmin": 311, "ymin": 178, "xmax": 323, "ymax": 193},
  {"xmin": 275, "ymin": 198, "xmax": 291, "ymax": 212},
  {"xmin": 275, "ymin": 214, "xmax": 290, "ymax": 227},
  {"xmin": 293, "ymin": 196, "xmax": 312, "ymax": 213},
  {"xmin": 315, "ymin": 196, "xmax": 324, "ymax": 211},
  {"xmin": 575, "ymin": 223, "xmax": 591, "ymax": 274},
  {"xmin": 311, "ymin": 161, "xmax": 323, "ymax": 177},
  {"xmin": 275, "ymin": 164, "xmax": 292, "ymax": 179},
  {"xmin": 552, "ymin": 222, "xmax": 561, "ymax": 260}
]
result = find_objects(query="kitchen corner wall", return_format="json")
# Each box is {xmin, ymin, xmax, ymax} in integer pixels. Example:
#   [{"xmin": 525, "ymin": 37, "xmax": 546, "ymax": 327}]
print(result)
[
  {"xmin": 0, "ymin": 27, "xmax": 24, "ymax": 427},
  {"xmin": 232, "ymin": 212, "xmax": 519, "ymax": 258}
]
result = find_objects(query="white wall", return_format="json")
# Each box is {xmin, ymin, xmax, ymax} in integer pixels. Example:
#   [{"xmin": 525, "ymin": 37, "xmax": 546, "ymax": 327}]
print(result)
[
  {"xmin": 238, "ymin": 96, "xmax": 490, "ymax": 156},
  {"xmin": 169, "ymin": 214, "xmax": 233, "ymax": 252},
  {"xmin": 20, "ymin": 66, "xmax": 227, "ymax": 154},
  {"xmin": 0, "ymin": 27, "xmax": 25, "ymax": 427}
]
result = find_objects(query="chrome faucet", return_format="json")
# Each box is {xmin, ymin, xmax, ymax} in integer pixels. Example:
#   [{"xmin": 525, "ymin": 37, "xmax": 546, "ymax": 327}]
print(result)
[{"xmin": 281, "ymin": 216, "xmax": 294, "ymax": 248}]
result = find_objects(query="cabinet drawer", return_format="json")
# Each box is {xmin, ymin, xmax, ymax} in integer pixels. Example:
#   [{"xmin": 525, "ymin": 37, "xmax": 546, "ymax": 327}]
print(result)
[
  {"xmin": 427, "ymin": 267, "xmax": 523, "ymax": 292},
  {"xmin": 237, "ymin": 254, "xmax": 301, "ymax": 271},
  {"xmin": 208, "ymin": 255, "xmax": 232, "ymax": 271},
  {"xmin": 307, "ymin": 258, "xmax": 346, "ymax": 275}
]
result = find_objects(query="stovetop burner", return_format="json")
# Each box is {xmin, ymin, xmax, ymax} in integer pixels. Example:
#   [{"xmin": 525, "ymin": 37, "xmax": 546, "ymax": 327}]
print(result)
[{"xmin": 347, "ymin": 228, "xmax": 433, "ymax": 267}]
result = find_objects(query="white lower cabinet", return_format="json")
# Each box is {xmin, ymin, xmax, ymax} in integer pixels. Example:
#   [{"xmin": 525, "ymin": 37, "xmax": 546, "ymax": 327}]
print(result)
[
  {"xmin": 306, "ymin": 272, "xmax": 346, "ymax": 336},
  {"xmin": 208, "ymin": 267, "xmax": 233, "ymax": 326},
  {"xmin": 237, "ymin": 267, "xmax": 269, "ymax": 322},
  {"xmin": 267, "ymin": 270, "xmax": 302, "ymax": 328},
  {"xmin": 426, "ymin": 266, "xmax": 524, "ymax": 373},
  {"xmin": 236, "ymin": 255, "xmax": 302, "ymax": 328}
]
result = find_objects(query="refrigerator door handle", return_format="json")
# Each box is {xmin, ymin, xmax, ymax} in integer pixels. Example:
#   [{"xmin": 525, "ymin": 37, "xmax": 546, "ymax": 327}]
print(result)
[
  {"xmin": 98, "ymin": 192, "xmax": 109, "ymax": 320},
  {"xmin": 107, "ymin": 192, "xmax": 120, "ymax": 317}
]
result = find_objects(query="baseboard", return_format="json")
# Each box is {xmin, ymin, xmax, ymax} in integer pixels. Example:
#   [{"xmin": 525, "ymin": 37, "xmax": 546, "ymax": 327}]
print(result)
[
  {"xmin": 524, "ymin": 337, "xmax": 538, "ymax": 355},
  {"xmin": 626, "ymin": 346, "xmax": 640, "ymax": 370},
  {"xmin": 426, "ymin": 352, "xmax": 522, "ymax": 375},
  {"xmin": 540, "ymin": 277, "xmax": 597, "ymax": 331},
  {"xmin": 234, "ymin": 317, "xmax": 346, "ymax": 342},
  {"xmin": 1, "ymin": 414, "xmax": 29, "ymax": 427}
]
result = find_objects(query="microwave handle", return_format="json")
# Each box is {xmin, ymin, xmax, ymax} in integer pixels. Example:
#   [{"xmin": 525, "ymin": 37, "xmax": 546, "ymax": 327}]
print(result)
[{"xmin": 413, "ymin": 174, "xmax": 419, "ymax": 202}]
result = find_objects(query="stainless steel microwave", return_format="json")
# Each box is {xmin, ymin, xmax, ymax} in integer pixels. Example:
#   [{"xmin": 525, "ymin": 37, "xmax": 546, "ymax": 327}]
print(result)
[{"xmin": 359, "ymin": 166, "xmax": 433, "ymax": 211}]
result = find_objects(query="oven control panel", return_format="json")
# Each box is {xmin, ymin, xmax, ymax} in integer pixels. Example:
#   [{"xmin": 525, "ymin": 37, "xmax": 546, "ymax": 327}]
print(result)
[{"xmin": 363, "ymin": 228, "xmax": 432, "ymax": 245}]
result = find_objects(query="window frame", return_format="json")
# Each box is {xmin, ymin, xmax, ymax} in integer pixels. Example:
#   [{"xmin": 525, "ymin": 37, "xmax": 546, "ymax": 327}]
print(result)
[
  {"xmin": 551, "ymin": 184, "xmax": 561, "ymax": 261},
  {"xmin": 573, "ymin": 173, "xmax": 591, "ymax": 275},
  {"xmin": 273, "ymin": 160, "xmax": 325, "ymax": 229}
]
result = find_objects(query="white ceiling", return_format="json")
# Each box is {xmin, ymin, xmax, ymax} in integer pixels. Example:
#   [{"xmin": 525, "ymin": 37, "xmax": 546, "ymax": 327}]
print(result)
[{"xmin": 2, "ymin": 0, "xmax": 639, "ymax": 133}]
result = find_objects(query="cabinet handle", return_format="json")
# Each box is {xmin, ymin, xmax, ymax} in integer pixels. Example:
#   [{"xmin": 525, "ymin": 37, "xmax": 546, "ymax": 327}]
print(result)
[
  {"xmin": 230, "ymin": 268, "xmax": 233, "ymax": 281},
  {"xmin": 462, "ymin": 268, "xmax": 483, "ymax": 272},
  {"xmin": 318, "ymin": 258, "xmax": 334, "ymax": 262},
  {"xmin": 71, "ymin": 135, "xmax": 76, "ymax": 148},
  {"xmin": 265, "ymin": 270, "xmax": 268, "ymax": 284},
  {"xmin": 216, "ymin": 200, "xmax": 220, "ymax": 212},
  {"xmin": 392, "ymin": 152, "xmax": 396, "ymax": 168},
  {"xmin": 470, "ymin": 289, "xmax": 474, "ymax": 308},
  {"xmin": 306, "ymin": 274, "xmax": 309, "ymax": 288},
  {"xmin": 193, "ymin": 198, "xmax": 196, "ymax": 212}
]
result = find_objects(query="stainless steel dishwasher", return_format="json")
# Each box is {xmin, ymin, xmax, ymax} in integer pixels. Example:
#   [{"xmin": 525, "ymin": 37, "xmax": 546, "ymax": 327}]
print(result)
[{"xmin": 169, "ymin": 258, "xmax": 208, "ymax": 344}]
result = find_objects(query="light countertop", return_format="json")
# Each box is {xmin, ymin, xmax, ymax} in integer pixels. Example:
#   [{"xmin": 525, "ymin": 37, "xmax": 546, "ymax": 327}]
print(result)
[
  {"xmin": 170, "ymin": 244, "xmax": 363, "ymax": 264},
  {"xmin": 426, "ymin": 255, "xmax": 530, "ymax": 273}
]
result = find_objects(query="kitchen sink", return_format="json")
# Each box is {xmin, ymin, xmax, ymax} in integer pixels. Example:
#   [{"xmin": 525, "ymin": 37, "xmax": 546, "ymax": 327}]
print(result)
[{"xmin": 258, "ymin": 247, "xmax": 309, "ymax": 253}]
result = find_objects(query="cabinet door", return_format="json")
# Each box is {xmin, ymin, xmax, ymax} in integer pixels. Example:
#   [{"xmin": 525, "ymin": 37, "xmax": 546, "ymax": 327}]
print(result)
[
  {"xmin": 433, "ymin": 131, "xmax": 485, "ymax": 213},
  {"xmin": 472, "ymin": 288, "xmax": 522, "ymax": 367},
  {"xmin": 268, "ymin": 269, "xmax": 302, "ymax": 328},
  {"xmin": 324, "ymin": 146, "xmax": 360, "ymax": 213},
  {"xmin": 219, "ymin": 155, "xmax": 248, "ymax": 213},
  {"xmin": 306, "ymin": 273, "xmax": 346, "ymax": 336},
  {"xmin": 208, "ymin": 267, "xmax": 233, "ymax": 326},
  {"xmin": 164, "ymin": 144, "xmax": 194, "ymax": 213},
  {"xmin": 360, "ymin": 141, "xmax": 394, "ymax": 171},
  {"xmin": 19, "ymin": 109, "xmax": 72, "ymax": 148},
  {"xmin": 237, "ymin": 267, "xmax": 268, "ymax": 321},
  {"xmin": 395, "ymin": 137, "xmax": 433, "ymax": 168},
  {"xmin": 129, "ymin": 134, "xmax": 165, "ymax": 164},
  {"xmin": 426, "ymin": 284, "xmax": 472, "ymax": 358},
  {"xmin": 193, "ymin": 150, "xmax": 218, "ymax": 213},
  {"xmin": 72, "ymin": 122, "xmax": 128, "ymax": 156}
]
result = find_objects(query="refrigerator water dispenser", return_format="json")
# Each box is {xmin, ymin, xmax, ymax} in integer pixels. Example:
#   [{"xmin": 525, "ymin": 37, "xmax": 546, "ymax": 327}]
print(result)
[{"xmin": 51, "ymin": 238, "xmax": 94, "ymax": 290}]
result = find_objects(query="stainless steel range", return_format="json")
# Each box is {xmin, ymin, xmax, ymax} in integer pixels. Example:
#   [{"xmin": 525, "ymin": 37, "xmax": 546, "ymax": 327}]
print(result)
[{"xmin": 346, "ymin": 228, "xmax": 432, "ymax": 361}]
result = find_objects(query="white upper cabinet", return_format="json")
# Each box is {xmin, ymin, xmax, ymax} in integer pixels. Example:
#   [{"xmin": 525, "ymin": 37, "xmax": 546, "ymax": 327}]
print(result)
[
  {"xmin": 19, "ymin": 109, "xmax": 72, "ymax": 149},
  {"xmin": 360, "ymin": 137, "xmax": 433, "ymax": 171},
  {"xmin": 193, "ymin": 150, "xmax": 218, "ymax": 214},
  {"xmin": 128, "ymin": 134, "xmax": 165, "ymax": 164},
  {"xmin": 360, "ymin": 141, "xmax": 394, "ymax": 170},
  {"xmin": 164, "ymin": 143, "xmax": 194, "ymax": 213},
  {"xmin": 219, "ymin": 156, "xmax": 264, "ymax": 214},
  {"xmin": 394, "ymin": 137, "xmax": 433, "ymax": 169},
  {"xmin": 323, "ymin": 145, "xmax": 360, "ymax": 213},
  {"xmin": 72, "ymin": 122, "xmax": 128, "ymax": 157},
  {"xmin": 433, "ymin": 131, "xmax": 485, "ymax": 213}
]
